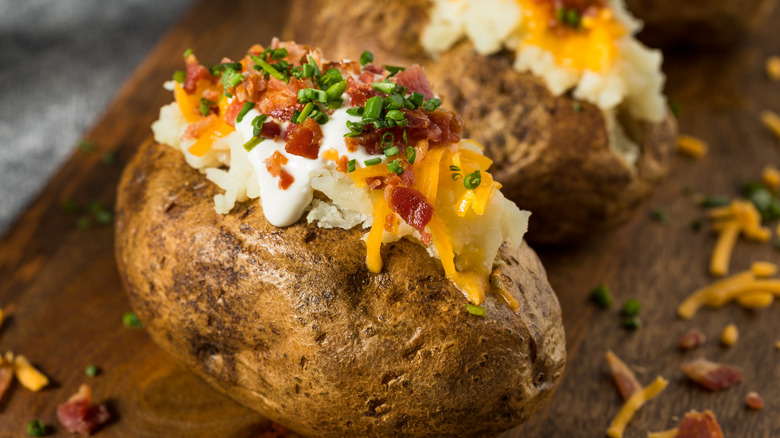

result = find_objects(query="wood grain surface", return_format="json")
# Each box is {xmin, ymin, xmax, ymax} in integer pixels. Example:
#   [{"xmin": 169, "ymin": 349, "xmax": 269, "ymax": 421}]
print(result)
[{"xmin": 1, "ymin": 0, "xmax": 779, "ymax": 436}]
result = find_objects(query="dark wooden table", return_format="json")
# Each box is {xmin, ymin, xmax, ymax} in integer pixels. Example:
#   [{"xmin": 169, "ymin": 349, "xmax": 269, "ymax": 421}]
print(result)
[{"xmin": 1, "ymin": 1, "xmax": 779, "ymax": 436}]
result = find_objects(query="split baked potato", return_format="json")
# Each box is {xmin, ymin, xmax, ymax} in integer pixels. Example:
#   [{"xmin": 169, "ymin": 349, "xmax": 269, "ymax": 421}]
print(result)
[
  {"xmin": 115, "ymin": 139, "xmax": 566, "ymax": 437},
  {"xmin": 283, "ymin": 0, "xmax": 678, "ymax": 244}
]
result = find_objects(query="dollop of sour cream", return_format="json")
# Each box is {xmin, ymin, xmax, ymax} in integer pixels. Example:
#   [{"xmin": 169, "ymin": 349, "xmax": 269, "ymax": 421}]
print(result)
[{"xmin": 234, "ymin": 106, "xmax": 384, "ymax": 227}]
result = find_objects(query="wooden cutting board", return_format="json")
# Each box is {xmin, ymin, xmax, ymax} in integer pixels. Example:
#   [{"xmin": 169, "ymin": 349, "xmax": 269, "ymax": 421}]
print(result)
[{"xmin": 1, "ymin": 0, "xmax": 779, "ymax": 436}]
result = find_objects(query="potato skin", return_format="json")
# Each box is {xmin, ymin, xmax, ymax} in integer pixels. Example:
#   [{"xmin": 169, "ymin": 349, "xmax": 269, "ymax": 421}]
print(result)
[
  {"xmin": 115, "ymin": 140, "xmax": 565, "ymax": 437},
  {"xmin": 282, "ymin": 0, "xmax": 677, "ymax": 244}
]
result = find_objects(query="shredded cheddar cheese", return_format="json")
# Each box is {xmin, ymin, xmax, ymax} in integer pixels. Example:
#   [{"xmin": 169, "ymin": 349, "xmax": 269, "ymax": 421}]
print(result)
[
  {"xmin": 752, "ymin": 261, "xmax": 779, "ymax": 277},
  {"xmin": 775, "ymin": 341, "xmax": 780, "ymax": 350},
  {"xmin": 762, "ymin": 110, "xmax": 780, "ymax": 142},
  {"xmin": 366, "ymin": 193, "xmax": 390, "ymax": 273},
  {"xmin": 763, "ymin": 166, "xmax": 780, "ymax": 192},
  {"xmin": 13, "ymin": 354, "xmax": 49, "ymax": 392},
  {"xmin": 647, "ymin": 430, "xmax": 679, "ymax": 438},
  {"xmin": 707, "ymin": 200, "xmax": 771, "ymax": 276},
  {"xmin": 676, "ymin": 135, "xmax": 708, "ymax": 158},
  {"xmin": 607, "ymin": 377, "xmax": 669, "ymax": 438},
  {"xmin": 737, "ymin": 291, "xmax": 775, "ymax": 309},
  {"xmin": 720, "ymin": 324, "xmax": 739, "ymax": 347},
  {"xmin": 0, "ymin": 308, "xmax": 4, "ymax": 329}
]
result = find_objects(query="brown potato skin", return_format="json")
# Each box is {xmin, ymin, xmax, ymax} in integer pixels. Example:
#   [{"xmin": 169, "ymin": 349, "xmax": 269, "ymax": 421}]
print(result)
[
  {"xmin": 282, "ymin": 0, "xmax": 677, "ymax": 245},
  {"xmin": 115, "ymin": 140, "xmax": 566, "ymax": 437},
  {"xmin": 626, "ymin": 0, "xmax": 778, "ymax": 48}
]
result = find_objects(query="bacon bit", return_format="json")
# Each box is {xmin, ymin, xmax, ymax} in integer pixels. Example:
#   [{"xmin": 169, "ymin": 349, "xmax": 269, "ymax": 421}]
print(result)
[
  {"xmin": 746, "ymin": 391, "xmax": 764, "ymax": 410},
  {"xmin": 678, "ymin": 329, "xmax": 706, "ymax": 351},
  {"xmin": 605, "ymin": 351, "xmax": 642, "ymax": 401},
  {"xmin": 346, "ymin": 76, "xmax": 382, "ymax": 107},
  {"xmin": 364, "ymin": 64, "xmax": 386, "ymax": 75},
  {"xmin": 224, "ymin": 99, "xmax": 248, "ymax": 126},
  {"xmin": 336, "ymin": 155, "xmax": 349, "ymax": 173},
  {"xmin": 182, "ymin": 114, "xmax": 218, "ymax": 140},
  {"xmin": 384, "ymin": 213, "xmax": 399, "ymax": 234},
  {"xmin": 265, "ymin": 151, "xmax": 289, "ymax": 178},
  {"xmin": 681, "ymin": 358, "xmax": 743, "ymax": 391},
  {"xmin": 237, "ymin": 70, "xmax": 268, "ymax": 102},
  {"xmin": 183, "ymin": 56, "xmax": 213, "ymax": 94},
  {"xmin": 399, "ymin": 165, "xmax": 416, "ymax": 186},
  {"xmin": 676, "ymin": 410, "xmax": 724, "ymax": 438},
  {"xmin": 358, "ymin": 71, "xmax": 381, "ymax": 84},
  {"xmin": 0, "ymin": 358, "xmax": 12, "ymax": 403},
  {"xmin": 278, "ymin": 170, "xmax": 294, "ymax": 190},
  {"xmin": 57, "ymin": 384, "xmax": 110, "ymax": 435},
  {"xmin": 394, "ymin": 65, "xmax": 435, "ymax": 100},
  {"xmin": 260, "ymin": 121, "xmax": 282, "ymax": 140},
  {"xmin": 389, "ymin": 186, "xmax": 434, "ymax": 234},
  {"xmin": 285, "ymin": 118, "xmax": 323, "ymax": 159},
  {"xmin": 256, "ymin": 78, "xmax": 306, "ymax": 122}
]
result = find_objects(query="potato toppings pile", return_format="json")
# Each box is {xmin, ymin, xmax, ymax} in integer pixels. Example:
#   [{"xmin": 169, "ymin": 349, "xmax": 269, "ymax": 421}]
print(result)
[{"xmin": 155, "ymin": 40, "xmax": 528, "ymax": 306}]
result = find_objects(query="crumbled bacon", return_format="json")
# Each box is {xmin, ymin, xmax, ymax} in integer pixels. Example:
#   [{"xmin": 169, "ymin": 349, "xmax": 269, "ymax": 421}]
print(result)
[
  {"xmin": 389, "ymin": 187, "xmax": 434, "ymax": 234},
  {"xmin": 336, "ymin": 155, "xmax": 349, "ymax": 173},
  {"xmin": 182, "ymin": 114, "xmax": 218, "ymax": 140},
  {"xmin": 236, "ymin": 70, "xmax": 268, "ymax": 103},
  {"xmin": 348, "ymin": 108, "xmax": 462, "ymax": 155},
  {"xmin": 256, "ymin": 78, "xmax": 306, "ymax": 122},
  {"xmin": 260, "ymin": 121, "xmax": 282, "ymax": 140},
  {"xmin": 183, "ymin": 57, "xmax": 213, "ymax": 94},
  {"xmin": 394, "ymin": 65, "xmax": 435, "ymax": 100},
  {"xmin": 681, "ymin": 358, "xmax": 743, "ymax": 391},
  {"xmin": 265, "ymin": 151, "xmax": 289, "ymax": 178},
  {"xmin": 675, "ymin": 410, "xmax": 724, "ymax": 438},
  {"xmin": 745, "ymin": 391, "xmax": 764, "ymax": 410},
  {"xmin": 678, "ymin": 329, "xmax": 706, "ymax": 351},
  {"xmin": 224, "ymin": 99, "xmax": 249, "ymax": 126},
  {"xmin": 346, "ymin": 76, "xmax": 383, "ymax": 107},
  {"xmin": 285, "ymin": 118, "xmax": 323, "ymax": 159},
  {"xmin": 605, "ymin": 351, "xmax": 642, "ymax": 401},
  {"xmin": 0, "ymin": 360, "xmax": 12, "ymax": 403},
  {"xmin": 57, "ymin": 384, "xmax": 110, "ymax": 435}
]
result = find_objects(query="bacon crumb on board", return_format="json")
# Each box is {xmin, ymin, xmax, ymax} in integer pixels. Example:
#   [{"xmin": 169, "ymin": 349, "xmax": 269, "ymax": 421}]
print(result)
[
  {"xmin": 745, "ymin": 391, "xmax": 765, "ymax": 410},
  {"xmin": 678, "ymin": 329, "xmax": 706, "ymax": 350},
  {"xmin": 681, "ymin": 358, "xmax": 743, "ymax": 391},
  {"xmin": 675, "ymin": 410, "xmax": 724, "ymax": 438},
  {"xmin": 605, "ymin": 351, "xmax": 642, "ymax": 401},
  {"xmin": 57, "ymin": 384, "xmax": 110, "ymax": 435}
]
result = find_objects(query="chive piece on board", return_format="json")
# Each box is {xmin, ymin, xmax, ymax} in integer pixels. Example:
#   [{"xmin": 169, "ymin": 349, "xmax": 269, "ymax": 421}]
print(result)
[{"xmin": 591, "ymin": 284, "xmax": 613, "ymax": 308}]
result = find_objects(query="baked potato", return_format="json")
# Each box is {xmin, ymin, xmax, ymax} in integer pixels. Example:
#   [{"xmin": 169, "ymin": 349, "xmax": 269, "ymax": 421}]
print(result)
[
  {"xmin": 115, "ymin": 42, "xmax": 565, "ymax": 437},
  {"xmin": 283, "ymin": 0, "xmax": 678, "ymax": 244},
  {"xmin": 626, "ymin": 0, "xmax": 778, "ymax": 48}
]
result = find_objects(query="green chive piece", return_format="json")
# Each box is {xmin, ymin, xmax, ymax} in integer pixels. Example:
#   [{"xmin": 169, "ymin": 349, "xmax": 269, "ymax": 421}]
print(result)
[
  {"xmin": 85, "ymin": 365, "xmax": 99, "ymax": 377},
  {"xmin": 199, "ymin": 98, "xmax": 215, "ymax": 116},
  {"xmin": 236, "ymin": 102, "xmax": 255, "ymax": 124},
  {"xmin": 385, "ymin": 65, "xmax": 406, "ymax": 77},
  {"xmin": 451, "ymin": 173, "xmax": 463, "ymax": 181},
  {"xmin": 346, "ymin": 107, "xmax": 363, "ymax": 117},
  {"xmin": 123, "ymin": 311, "xmax": 143, "ymax": 329},
  {"xmin": 622, "ymin": 315, "xmax": 642, "ymax": 330},
  {"xmin": 101, "ymin": 151, "xmax": 116, "ymax": 165},
  {"xmin": 173, "ymin": 70, "xmax": 186, "ymax": 83},
  {"xmin": 76, "ymin": 216, "xmax": 90, "ymax": 229},
  {"xmin": 668, "ymin": 98, "xmax": 682, "ymax": 117},
  {"xmin": 691, "ymin": 218, "xmax": 703, "ymax": 231},
  {"xmin": 383, "ymin": 95, "xmax": 404, "ymax": 110},
  {"xmin": 651, "ymin": 207, "xmax": 669, "ymax": 225},
  {"xmin": 318, "ymin": 68, "xmax": 343, "ymax": 88},
  {"xmin": 360, "ymin": 50, "xmax": 374, "ymax": 67},
  {"xmin": 621, "ymin": 299, "xmax": 641, "ymax": 317},
  {"xmin": 555, "ymin": 7, "xmax": 565, "ymax": 23},
  {"xmin": 572, "ymin": 101, "xmax": 582, "ymax": 112},
  {"xmin": 387, "ymin": 159, "xmax": 403, "ymax": 174},
  {"xmin": 385, "ymin": 109, "xmax": 405, "ymax": 122},
  {"xmin": 79, "ymin": 140, "xmax": 96, "ymax": 153},
  {"xmin": 243, "ymin": 137, "xmax": 263, "ymax": 152},
  {"xmin": 212, "ymin": 62, "xmax": 243, "ymax": 74},
  {"xmin": 465, "ymin": 304, "xmax": 486, "ymax": 317},
  {"xmin": 95, "ymin": 210, "xmax": 114, "ymax": 225},
  {"xmin": 302, "ymin": 63, "xmax": 314, "ymax": 78},
  {"xmin": 88, "ymin": 200, "xmax": 103, "ymax": 214},
  {"xmin": 347, "ymin": 159, "xmax": 356, "ymax": 173},
  {"xmin": 363, "ymin": 96, "xmax": 383, "ymax": 120},
  {"xmin": 699, "ymin": 195, "xmax": 730, "ymax": 208},
  {"xmin": 422, "ymin": 97, "xmax": 442, "ymax": 112},
  {"xmin": 298, "ymin": 88, "xmax": 327, "ymax": 103},
  {"xmin": 326, "ymin": 100, "xmax": 343, "ymax": 110},
  {"xmin": 406, "ymin": 146, "xmax": 416, "ymax": 164},
  {"xmin": 325, "ymin": 80, "xmax": 347, "ymax": 102},
  {"xmin": 408, "ymin": 92, "xmax": 424, "ymax": 109},
  {"xmin": 566, "ymin": 9, "xmax": 580, "ymax": 27},
  {"xmin": 384, "ymin": 146, "xmax": 399, "ymax": 157},
  {"xmin": 449, "ymin": 165, "xmax": 461, "ymax": 172},
  {"xmin": 590, "ymin": 284, "xmax": 613, "ymax": 309},
  {"xmin": 27, "ymin": 419, "xmax": 46, "ymax": 437},
  {"xmin": 464, "ymin": 170, "xmax": 481, "ymax": 189},
  {"xmin": 311, "ymin": 110, "xmax": 329, "ymax": 125},
  {"xmin": 364, "ymin": 157, "xmax": 382, "ymax": 166},
  {"xmin": 296, "ymin": 102, "xmax": 315, "ymax": 124},
  {"xmin": 372, "ymin": 80, "xmax": 397, "ymax": 94},
  {"xmin": 61, "ymin": 199, "xmax": 78, "ymax": 214},
  {"xmin": 226, "ymin": 72, "xmax": 244, "ymax": 88},
  {"xmin": 251, "ymin": 55, "xmax": 287, "ymax": 82},
  {"xmin": 251, "ymin": 114, "xmax": 268, "ymax": 137},
  {"xmin": 183, "ymin": 48, "xmax": 193, "ymax": 58},
  {"xmin": 743, "ymin": 182, "xmax": 780, "ymax": 222},
  {"xmin": 381, "ymin": 132, "xmax": 395, "ymax": 148},
  {"xmin": 307, "ymin": 56, "xmax": 322, "ymax": 78},
  {"xmin": 402, "ymin": 130, "xmax": 408, "ymax": 145}
]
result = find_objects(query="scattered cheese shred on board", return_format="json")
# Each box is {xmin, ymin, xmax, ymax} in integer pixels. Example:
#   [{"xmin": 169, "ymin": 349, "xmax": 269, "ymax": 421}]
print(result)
[
  {"xmin": 14, "ymin": 354, "xmax": 49, "ymax": 391},
  {"xmin": 606, "ymin": 351, "xmax": 642, "ymax": 401},
  {"xmin": 761, "ymin": 110, "xmax": 780, "ymax": 142},
  {"xmin": 720, "ymin": 324, "xmax": 739, "ymax": 346},
  {"xmin": 647, "ymin": 429, "xmax": 679, "ymax": 438},
  {"xmin": 762, "ymin": 166, "xmax": 780, "ymax": 191},
  {"xmin": 607, "ymin": 376, "xmax": 669, "ymax": 438},
  {"xmin": 676, "ymin": 135, "xmax": 708, "ymax": 158},
  {"xmin": 767, "ymin": 56, "xmax": 780, "ymax": 80}
]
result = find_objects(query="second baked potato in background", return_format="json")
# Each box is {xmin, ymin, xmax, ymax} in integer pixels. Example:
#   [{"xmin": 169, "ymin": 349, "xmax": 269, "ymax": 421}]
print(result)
[{"xmin": 283, "ymin": 0, "xmax": 677, "ymax": 244}]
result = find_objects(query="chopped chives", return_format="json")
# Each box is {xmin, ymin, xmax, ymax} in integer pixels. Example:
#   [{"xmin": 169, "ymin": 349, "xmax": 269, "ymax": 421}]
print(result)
[
  {"xmin": 385, "ymin": 65, "xmax": 406, "ymax": 76},
  {"xmin": 622, "ymin": 316, "xmax": 642, "ymax": 330},
  {"xmin": 310, "ymin": 110, "xmax": 329, "ymax": 125},
  {"xmin": 302, "ymin": 63, "xmax": 314, "ymax": 78},
  {"xmin": 251, "ymin": 55, "xmax": 287, "ymax": 82},
  {"xmin": 406, "ymin": 146, "xmax": 416, "ymax": 164},
  {"xmin": 464, "ymin": 170, "xmax": 481, "ymax": 189},
  {"xmin": 346, "ymin": 107, "xmax": 363, "ymax": 116},
  {"xmin": 449, "ymin": 165, "xmax": 461, "ymax": 171},
  {"xmin": 61, "ymin": 199, "xmax": 78, "ymax": 214},
  {"xmin": 387, "ymin": 159, "xmax": 402, "ymax": 174},
  {"xmin": 384, "ymin": 146, "xmax": 399, "ymax": 157},
  {"xmin": 236, "ymin": 101, "xmax": 255, "ymax": 123},
  {"xmin": 297, "ymin": 88, "xmax": 328, "ymax": 103},
  {"xmin": 101, "ymin": 151, "xmax": 116, "ymax": 165},
  {"xmin": 372, "ymin": 81, "xmax": 397, "ymax": 94},
  {"xmin": 347, "ymin": 159, "xmax": 356, "ymax": 173},
  {"xmin": 251, "ymin": 114, "xmax": 268, "ymax": 137},
  {"xmin": 325, "ymin": 80, "xmax": 347, "ymax": 101},
  {"xmin": 651, "ymin": 207, "xmax": 669, "ymax": 225},
  {"xmin": 360, "ymin": 50, "xmax": 374, "ymax": 67},
  {"xmin": 183, "ymin": 48, "xmax": 193, "ymax": 58},
  {"xmin": 422, "ymin": 97, "xmax": 442, "ymax": 112},
  {"xmin": 621, "ymin": 299, "xmax": 641, "ymax": 317},
  {"xmin": 27, "ymin": 419, "xmax": 46, "ymax": 437},
  {"xmin": 383, "ymin": 95, "xmax": 404, "ymax": 110},
  {"xmin": 199, "ymin": 98, "xmax": 215, "ymax": 116},
  {"xmin": 226, "ymin": 72, "xmax": 244, "ymax": 88},
  {"xmin": 362, "ymin": 96, "xmax": 383, "ymax": 120},
  {"xmin": 85, "ymin": 365, "xmax": 99, "ymax": 377},
  {"xmin": 465, "ymin": 304, "xmax": 486, "ymax": 317},
  {"xmin": 451, "ymin": 173, "xmax": 462, "ymax": 181},
  {"xmin": 364, "ymin": 157, "xmax": 382, "ymax": 166},
  {"xmin": 385, "ymin": 109, "xmax": 405, "ymax": 121},
  {"xmin": 243, "ymin": 137, "xmax": 263, "ymax": 152},
  {"xmin": 172, "ymin": 70, "xmax": 186, "ymax": 83},
  {"xmin": 123, "ymin": 311, "xmax": 143, "ymax": 329},
  {"xmin": 79, "ymin": 140, "xmax": 96, "ymax": 152},
  {"xmin": 572, "ymin": 101, "xmax": 582, "ymax": 112},
  {"xmin": 326, "ymin": 100, "xmax": 343, "ymax": 110},
  {"xmin": 408, "ymin": 92, "xmax": 424, "ymax": 108},
  {"xmin": 590, "ymin": 285, "xmax": 613, "ymax": 308},
  {"xmin": 296, "ymin": 102, "xmax": 315, "ymax": 123},
  {"xmin": 381, "ymin": 132, "xmax": 395, "ymax": 148},
  {"xmin": 308, "ymin": 56, "xmax": 322, "ymax": 78}
]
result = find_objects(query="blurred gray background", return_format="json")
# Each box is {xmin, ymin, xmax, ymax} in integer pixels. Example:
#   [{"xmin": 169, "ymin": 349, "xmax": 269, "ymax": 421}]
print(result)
[{"xmin": 0, "ymin": 0, "xmax": 195, "ymax": 235}]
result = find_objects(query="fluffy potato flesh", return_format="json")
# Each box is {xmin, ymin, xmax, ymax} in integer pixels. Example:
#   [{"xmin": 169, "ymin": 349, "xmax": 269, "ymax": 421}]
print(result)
[
  {"xmin": 115, "ymin": 140, "xmax": 566, "ymax": 437},
  {"xmin": 283, "ymin": 0, "xmax": 678, "ymax": 244}
]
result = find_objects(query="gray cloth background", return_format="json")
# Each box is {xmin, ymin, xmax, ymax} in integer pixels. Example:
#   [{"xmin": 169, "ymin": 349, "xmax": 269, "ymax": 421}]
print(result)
[{"xmin": 0, "ymin": 0, "xmax": 194, "ymax": 235}]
